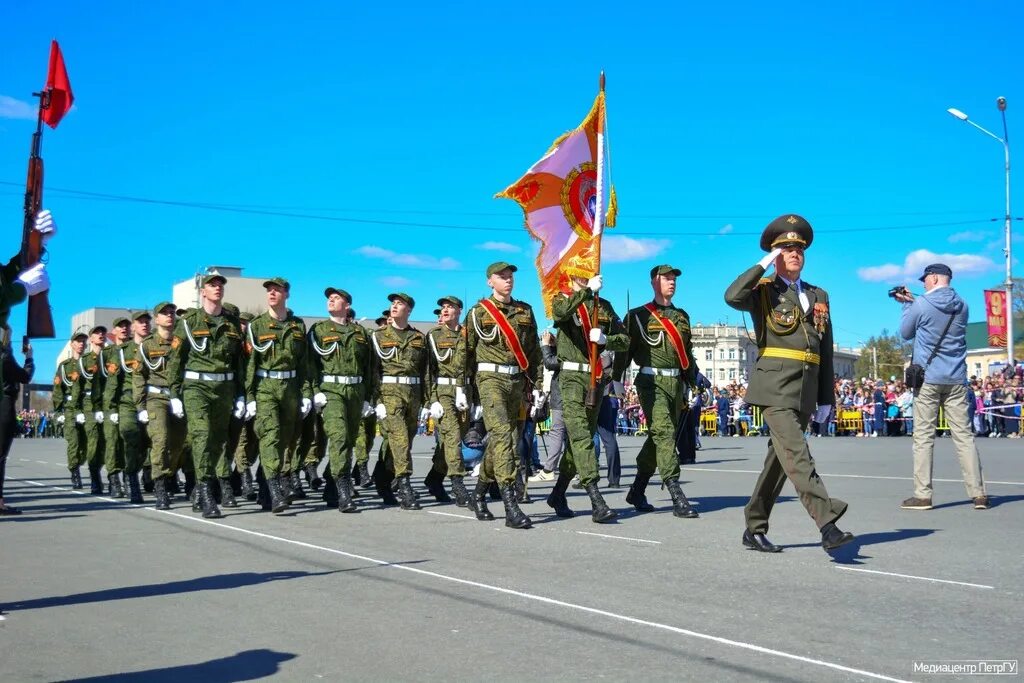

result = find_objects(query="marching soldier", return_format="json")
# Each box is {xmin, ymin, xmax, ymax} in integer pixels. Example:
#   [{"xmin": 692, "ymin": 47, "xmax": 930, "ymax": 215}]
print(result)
[
  {"xmin": 75, "ymin": 325, "xmax": 108, "ymax": 495},
  {"xmin": 135, "ymin": 302, "xmax": 189, "ymax": 510},
  {"xmin": 621, "ymin": 265, "xmax": 700, "ymax": 518},
  {"xmin": 351, "ymin": 310, "xmax": 391, "ymax": 491},
  {"xmin": 458, "ymin": 262, "xmax": 542, "ymax": 529},
  {"xmin": 424, "ymin": 295, "xmax": 472, "ymax": 507},
  {"xmin": 244, "ymin": 277, "xmax": 314, "ymax": 513},
  {"xmin": 308, "ymin": 287, "xmax": 374, "ymax": 513},
  {"xmin": 103, "ymin": 311, "xmax": 151, "ymax": 503},
  {"xmin": 100, "ymin": 318, "xmax": 130, "ymax": 497},
  {"xmin": 370, "ymin": 293, "xmax": 427, "ymax": 510},
  {"xmin": 168, "ymin": 274, "xmax": 247, "ymax": 518},
  {"xmin": 724, "ymin": 215, "xmax": 854, "ymax": 553},
  {"xmin": 54, "ymin": 331, "xmax": 87, "ymax": 488},
  {"xmin": 548, "ymin": 273, "xmax": 627, "ymax": 523},
  {"xmin": 228, "ymin": 311, "xmax": 258, "ymax": 500}
]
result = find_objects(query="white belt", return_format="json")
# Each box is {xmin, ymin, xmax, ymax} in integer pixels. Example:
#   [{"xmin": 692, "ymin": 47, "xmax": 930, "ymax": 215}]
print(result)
[
  {"xmin": 84, "ymin": 391, "xmax": 92, "ymax": 397},
  {"xmin": 436, "ymin": 377, "xmax": 458, "ymax": 386},
  {"xmin": 256, "ymin": 369, "xmax": 296, "ymax": 380},
  {"xmin": 640, "ymin": 366, "xmax": 680, "ymax": 377},
  {"xmin": 382, "ymin": 375, "xmax": 421, "ymax": 385},
  {"xmin": 184, "ymin": 370, "xmax": 234, "ymax": 382},
  {"xmin": 322, "ymin": 374, "xmax": 361, "ymax": 385},
  {"xmin": 561, "ymin": 361, "xmax": 591, "ymax": 373},
  {"xmin": 477, "ymin": 362, "xmax": 520, "ymax": 375},
  {"xmin": 147, "ymin": 386, "xmax": 171, "ymax": 396}
]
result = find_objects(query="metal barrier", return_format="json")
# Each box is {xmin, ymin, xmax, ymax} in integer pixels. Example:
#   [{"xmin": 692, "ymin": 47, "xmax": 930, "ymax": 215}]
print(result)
[{"xmin": 700, "ymin": 412, "xmax": 718, "ymax": 434}]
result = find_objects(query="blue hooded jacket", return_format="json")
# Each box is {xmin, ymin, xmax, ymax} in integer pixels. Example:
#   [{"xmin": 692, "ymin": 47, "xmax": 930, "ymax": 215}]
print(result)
[{"xmin": 899, "ymin": 286, "xmax": 968, "ymax": 385}]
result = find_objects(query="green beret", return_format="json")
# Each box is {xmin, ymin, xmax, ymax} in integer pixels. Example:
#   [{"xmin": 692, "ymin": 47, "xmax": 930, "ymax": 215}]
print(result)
[
  {"xmin": 760, "ymin": 214, "xmax": 813, "ymax": 252},
  {"xmin": 649, "ymin": 264, "xmax": 681, "ymax": 278},
  {"xmin": 387, "ymin": 292, "xmax": 415, "ymax": 308},
  {"xmin": 262, "ymin": 277, "xmax": 290, "ymax": 291},
  {"xmin": 486, "ymin": 261, "xmax": 518, "ymax": 277},
  {"xmin": 201, "ymin": 273, "xmax": 227, "ymax": 286},
  {"xmin": 324, "ymin": 287, "xmax": 352, "ymax": 303},
  {"xmin": 437, "ymin": 295, "xmax": 464, "ymax": 309}
]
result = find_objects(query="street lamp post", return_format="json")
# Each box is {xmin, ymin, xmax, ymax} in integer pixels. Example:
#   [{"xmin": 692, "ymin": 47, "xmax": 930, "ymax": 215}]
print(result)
[{"xmin": 948, "ymin": 99, "xmax": 1013, "ymax": 367}]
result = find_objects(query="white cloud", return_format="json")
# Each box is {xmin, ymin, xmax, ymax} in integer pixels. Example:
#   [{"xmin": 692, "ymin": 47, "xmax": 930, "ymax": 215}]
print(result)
[
  {"xmin": 718, "ymin": 223, "xmax": 734, "ymax": 235},
  {"xmin": 379, "ymin": 275, "xmax": 412, "ymax": 287},
  {"xmin": 0, "ymin": 95, "xmax": 36, "ymax": 120},
  {"xmin": 857, "ymin": 248, "xmax": 999, "ymax": 283},
  {"xmin": 355, "ymin": 245, "xmax": 460, "ymax": 270},
  {"xmin": 476, "ymin": 241, "xmax": 521, "ymax": 253},
  {"xmin": 948, "ymin": 230, "xmax": 989, "ymax": 243},
  {"xmin": 601, "ymin": 236, "xmax": 671, "ymax": 263}
]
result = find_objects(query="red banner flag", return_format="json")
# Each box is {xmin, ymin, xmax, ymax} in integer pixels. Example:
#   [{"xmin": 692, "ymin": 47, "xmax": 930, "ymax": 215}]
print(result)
[
  {"xmin": 42, "ymin": 40, "xmax": 74, "ymax": 129},
  {"xmin": 984, "ymin": 289, "xmax": 1007, "ymax": 348}
]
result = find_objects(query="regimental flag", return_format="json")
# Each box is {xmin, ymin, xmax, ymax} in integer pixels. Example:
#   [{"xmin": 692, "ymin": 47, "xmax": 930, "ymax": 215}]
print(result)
[
  {"xmin": 985, "ymin": 289, "xmax": 1008, "ymax": 348},
  {"xmin": 496, "ymin": 87, "xmax": 616, "ymax": 318},
  {"xmin": 42, "ymin": 40, "xmax": 74, "ymax": 129}
]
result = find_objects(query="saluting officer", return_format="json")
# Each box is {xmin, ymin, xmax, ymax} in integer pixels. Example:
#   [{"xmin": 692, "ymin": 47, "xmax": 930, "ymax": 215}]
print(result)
[
  {"xmin": 102, "ymin": 311, "xmax": 151, "ymax": 503},
  {"xmin": 621, "ymin": 265, "xmax": 700, "ymax": 519},
  {"xmin": 370, "ymin": 293, "xmax": 428, "ymax": 510},
  {"xmin": 424, "ymin": 295, "xmax": 472, "ymax": 507},
  {"xmin": 458, "ymin": 262, "xmax": 543, "ymax": 529},
  {"xmin": 724, "ymin": 215, "xmax": 854, "ymax": 553},
  {"xmin": 244, "ymin": 277, "xmax": 314, "ymax": 513},
  {"xmin": 168, "ymin": 273, "xmax": 247, "ymax": 519},
  {"xmin": 549, "ymin": 272, "xmax": 627, "ymax": 523},
  {"xmin": 308, "ymin": 287, "xmax": 374, "ymax": 513},
  {"xmin": 54, "ymin": 331, "xmax": 88, "ymax": 488}
]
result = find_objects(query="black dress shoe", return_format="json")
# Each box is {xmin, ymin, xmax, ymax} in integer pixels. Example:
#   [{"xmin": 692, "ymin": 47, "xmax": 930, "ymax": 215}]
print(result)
[
  {"xmin": 821, "ymin": 524, "xmax": 855, "ymax": 551},
  {"xmin": 742, "ymin": 529, "xmax": 782, "ymax": 553}
]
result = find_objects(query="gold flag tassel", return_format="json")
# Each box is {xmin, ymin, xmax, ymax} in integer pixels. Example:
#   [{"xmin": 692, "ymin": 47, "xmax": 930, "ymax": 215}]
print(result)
[{"xmin": 604, "ymin": 185, "xmax": 618, "ymax": 228}]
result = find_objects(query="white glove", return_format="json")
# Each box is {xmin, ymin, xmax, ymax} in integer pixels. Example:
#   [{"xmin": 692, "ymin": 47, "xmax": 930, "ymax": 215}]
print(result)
[
  {"xmin": 57, "ymin": 414, "xmax": 65, "ymax": 424},
  {"xmin": 109, "ymin": 412, "xmax": 119, "ymax": 424},
  {"xmin": 232, "ymin": 397, "xmax": 246, "ymax": 419},
  {"xmin": 16, "ymin": 262, "xmax": 50, "ymax": 296},
  {"xmin": 532, "ymin": 390, "xmax": 546, "ymax": 409},
  {"xmin": 455, "ymin": 387, "xmax": 469, "ymax": 411},
  {"xmin": 138, "ymin": 410, "xmax": 149, "ymax": 424},
  {"xmin": 361, "ymin": 401, "xmax": 374, "ymax": 418},
  {"xmin": 375, "ymin": 403, "xmax": 387, "ymax": 420},
  {"xmin": 75, "ymin": 413, "xmax": 85, "ymax": 424},
  {"xmin": 758, "ymin": 247, "xmax": 783, "ymax": 270},
  {"xmin": 419, "ymin": 407, "xmax": 430, "ymax": 421},
  {"xmin": 471, "ymin": 405, "xmax": 484, "ymax": 421},
  {"xmin": 587, "ymin": 274, "xmax": 603, "ymax": 292},
  {"xmin": 589, "ymin": 327, "xmax": 607, "ymax": 345},
  {"xmin": 245, "ymin": 401, "xmax": 257, "ymax": 420},
  {"xmin": 34, "ymin": 209, "xmax": 57, "ymax": 244},
  {"xmin": 530, "ymin": 402, "xmax": 543, "ymax": 419},
  {"xmin": 612, "ymin": 381, "xmax": 625, "ymax": 397},
  {"xmin": 313, "ymin": 392, "xmax": 328, "ymax": 410},
  {"xmin": 300, "ymin": 398, "xmax": 313, "ymax": 417},
  {"xmin": 170, "ymin": 398, "xmax": 184, "ymax": 418},
  {"xmin": 429, "ymin": 401, "xmax": 444, "ymax": 419},
  {"xmin": 94, "ymin": 411, "xmax": 104, "ymax": 423}
]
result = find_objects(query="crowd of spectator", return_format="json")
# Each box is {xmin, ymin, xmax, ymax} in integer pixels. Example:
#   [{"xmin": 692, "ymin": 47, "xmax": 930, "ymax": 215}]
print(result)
[{"xmin": 14, "ymin": 410, "xmax": 59, "ymax": 439}]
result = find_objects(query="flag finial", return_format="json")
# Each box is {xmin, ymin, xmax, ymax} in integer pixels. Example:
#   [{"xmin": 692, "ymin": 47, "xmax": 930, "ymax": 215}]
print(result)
[{"xmin": 599, "ymin": 71, "xmax": 605, "ymax": 92}]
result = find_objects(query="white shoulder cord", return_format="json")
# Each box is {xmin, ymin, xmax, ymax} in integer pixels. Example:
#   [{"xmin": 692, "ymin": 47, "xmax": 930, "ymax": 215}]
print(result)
[
  {"xmin": 183, "ymin": 316, "xmax": 209, "ymax": 353},
  {"xmin": 371, "ymin": 329, "xmax": 397, "ymax": 360},
  {"xmin": 99, "ymin": 349, "xmax": 110, "ymax": 378},
  {"xmin": 119, "ymin": 347, "xmax": 134, "ymax": 374},
  {"xmin": 247, "ymin": 322, "xmax": 274, "ymax": 354},
  {"xmin": 471, "ymin": 309, "xmax": 499, "ymax": 343},
  {"xmin": 308, "ymin": 326, "xmax": 338, "ymax": 357},
  {"xmin": 139, "ymin": 342, "xmax": 164, "ymax": 371},
  {"xmin": 634, "ymin": 313, "xmax": 664, "ymax": 347},
  {"xmin": 79, "ymin": 356, "xmax": 94, "ymax": 381},
  {"xmin": 60, "ymin": 363, "xmax": 73, "ymax": 387},
  {"xmin": 428, "ymin": 330, "xmax": 452, "ymax": 363}
]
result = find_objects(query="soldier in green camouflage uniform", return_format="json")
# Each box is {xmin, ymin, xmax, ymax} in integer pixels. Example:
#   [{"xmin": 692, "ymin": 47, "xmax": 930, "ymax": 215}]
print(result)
[
  {"xmin": 308, "ymin": 287, "xmax": 374, "ymax": 512},
  {"xmin": 168, "ymin": 274, "xmax": 246, "ymax": 518},
  {"xmin": 621, "ymin": 265, "xmax": 699, "ymax": 519},
  {"xmin": 352, "ymin": 310, "xmax": 389, "ymax": 490},
  {"xmin": 53, "ymin": 331, "xmax": 88, "ymax": 488},
  {"xmin": 459, "ymin": 262, "xmax": 542, "ymax": 529},
  {"xmin": 135, "ymin": 302, "xmax": 189, "ymax": 510},
  {"xmin": 74, "ymin": 326, "xmax": 108, "ymax": 495},
  {"xmin": 99, "ymin": 318, "xmax": 130, "ymax": 497},
  {"xmin": 424, "ymin": 295, "xmax": 473, "ymax": 507},
  {"xmin": 226, "ymin": 310, "xmax": 258, "ymax": 500},
  {"xmin": 548, "ymin": 273, "xmax": 627, "ymax": 523},
  {"xmin": 102, "ymin": 311, "xmax": 151, "ymax": 503},
  {"xmin": 370, "ymin": 292, "xmax": 427, "ymax": 510},
  {"xmin": 244, "ymin": 277, "xmax": 314, "ymax": 513}
]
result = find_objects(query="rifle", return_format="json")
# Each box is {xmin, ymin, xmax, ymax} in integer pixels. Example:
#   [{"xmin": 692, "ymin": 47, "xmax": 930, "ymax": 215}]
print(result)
[{"xmin": 21, "ymin": 89, "xmax": 56, "ymax": 343}]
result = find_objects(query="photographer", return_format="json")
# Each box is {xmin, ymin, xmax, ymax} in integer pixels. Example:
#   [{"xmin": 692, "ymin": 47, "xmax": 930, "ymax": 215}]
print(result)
[{"xmin": 894, "ymin": 263, "xmax": 988, "ymax": 510}]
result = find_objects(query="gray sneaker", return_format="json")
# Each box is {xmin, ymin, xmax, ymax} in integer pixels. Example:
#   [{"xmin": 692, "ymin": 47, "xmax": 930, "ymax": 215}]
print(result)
[
  {"xmin": 900, "ymin": 497, "xmax": 933, "ymax": 510},
  {"xmin": 973, "ymin": 496, "xmax": 990, "ymax": 510}
]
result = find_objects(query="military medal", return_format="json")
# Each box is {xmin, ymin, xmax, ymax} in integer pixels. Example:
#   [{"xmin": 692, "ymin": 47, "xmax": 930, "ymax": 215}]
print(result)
[{"xmin": 813, "ymin": 302, "xmax": 829, "ymax": 334}]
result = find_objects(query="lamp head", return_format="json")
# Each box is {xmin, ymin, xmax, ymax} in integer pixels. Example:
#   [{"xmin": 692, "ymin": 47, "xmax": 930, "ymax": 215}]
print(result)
[
  {"xmin": 997, "ymin": 97, "xmax": 1007, "ymax": 112},
  {"xmin": 947, "ymin": 107, "xmax": 969, "ymax": 121}
]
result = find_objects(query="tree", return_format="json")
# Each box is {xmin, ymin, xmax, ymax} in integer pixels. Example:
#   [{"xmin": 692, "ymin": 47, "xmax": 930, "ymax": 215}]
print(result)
[{"xmin": 853, "ymin": 329, "xmax": 912, "ymax": 381}]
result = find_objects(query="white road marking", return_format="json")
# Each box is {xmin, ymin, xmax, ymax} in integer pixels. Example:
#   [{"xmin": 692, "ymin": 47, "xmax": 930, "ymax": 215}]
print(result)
[
  {"xmin": 835, "ymin": 566, "xmax": 994, "ymax": 590},
  {"xmin": 575, "ymin": 530, "xmax": 661, "ymax": 544},
  {"xmin": 425, "ymin": 510, "xmax": 475, "ymax": 520},
  {"xmin": 35, "ymin": 460, "xmax": 48, "ymax": 465},
  {"xmin": 14, "ymin": 477, "xmax": 909, "ymax": 683},
  {"xmin": 686, "ymin": 467, "xmax": 1024, "ymax": 487}
]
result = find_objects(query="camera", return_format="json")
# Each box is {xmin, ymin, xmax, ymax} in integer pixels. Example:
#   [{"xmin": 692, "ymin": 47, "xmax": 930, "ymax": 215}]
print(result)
[{"xmin": 888, "ymin": 286, "xmax": 910, "ymax": 299}]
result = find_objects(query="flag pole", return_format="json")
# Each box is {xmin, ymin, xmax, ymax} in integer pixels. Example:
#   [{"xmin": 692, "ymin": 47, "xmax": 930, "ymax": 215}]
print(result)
[{"xmin": 586, "ymin": 72, "xmax": 606, "ymax": 408}]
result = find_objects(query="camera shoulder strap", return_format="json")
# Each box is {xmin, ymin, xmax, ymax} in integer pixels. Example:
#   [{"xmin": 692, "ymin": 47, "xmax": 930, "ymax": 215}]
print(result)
[{"xmin": 924, "ymin": 313, "xmax": 956, "ymax": 368}]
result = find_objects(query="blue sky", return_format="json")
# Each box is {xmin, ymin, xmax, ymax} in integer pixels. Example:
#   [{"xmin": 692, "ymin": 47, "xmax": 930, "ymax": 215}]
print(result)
[{"xmin": 1, "ymin": 1, "xmax": 1022, "ymax": 376}]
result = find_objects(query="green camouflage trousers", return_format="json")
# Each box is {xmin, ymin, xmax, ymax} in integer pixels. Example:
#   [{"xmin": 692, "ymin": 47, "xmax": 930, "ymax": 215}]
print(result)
[
  {"xmin": 229, "ymin": 417, "xmax": 257, "ymax": 472},
  {"xmin": 354, "ymin": 414, "xmax": 375, "ymax": 466},
  {"xmin": 476, "ymin": 373, "xmax": 523, "ymax": 486},
  {"xmin": 322, "ymin": 385, "xmax": 364, "ymax": 477},
  {"xmin": 378, "ymin": 385, "xmax": 421, "ymax": 478},
  {"xmin": 63, "ymin": 410, "xmax": 86, "ymax": 471},
  {"xmin": 634, "ymin": 373, "xmax": 684, "ymax": 482},
  {"xmin": 147, "ymin": 394, "xmax": 187, "ymax": 479},
  {"xmin": 183, "ymin": 379, "xmax": 234, "ymax": 480},
  {"xmin": 84, "ymin": 410, "xmax": 105, "ymax": 470},
  {"xmin": 103, "ymin": 420, "xmax": 124, "ymax": 475},
  {"xmin": 557, "ymin": 371, "xmax": 602, "ymax": 486},
  {"xmin": 254, "ymin": 377, "xmax": 301, "ymax": 478},
  {"xmin": 115, "ymin": 404, "xmax": 144, "ymax": 474},
  {"xmin": 430, "ymin": 387, "xmax": 467, "ymax": 477}
]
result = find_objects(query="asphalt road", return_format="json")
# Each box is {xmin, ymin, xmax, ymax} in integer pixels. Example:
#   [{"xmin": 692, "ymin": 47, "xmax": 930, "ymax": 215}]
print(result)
[{"xmin": 1, "ymin": 434, "xmax": 1021, "ymax": 682}]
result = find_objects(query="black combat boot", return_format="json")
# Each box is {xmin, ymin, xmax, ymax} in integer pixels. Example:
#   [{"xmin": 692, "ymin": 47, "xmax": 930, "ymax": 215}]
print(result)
[
  {"xmin": 153, "ymin": 477, "xmax": 170, "ymax": 510},
  {"xmin": 424, "ymin": 468, "xmax": 451, "ymax": 503},
  {"xmin": 473, "ymin": 480, "xmax": 494, "ymax": 521},
  {"xmin": 450, "ymin": 475, "xmax": 470, "ymax": 508},
  {"xmin": 397, "ymin": 475, "xmax": 422, "ymax": 511},
  {"xmin": 141, "ymin": 466, "xmax": 154, "ymax": 492},
  {"xmin": 488, "ymin": 481, "xmax": 501, "ymax": 501},
  {"xmin": 268, "ymin": 475, "xmax": 289, "ymax": 514},
  {"xmin": 304, "ymin": 463, "xmax": 322, "ymax": 492},
  {"xmin": 546, "ymin": 470, "xmax": 574, "ymax": 518},
  {"xmin": 127, "ymin": 472, "xmax": 144, "ymax": 504},
  {"xmin": 255, "ymin": 467, "xmax": 271, "ymax": 511},
  {"xmin": 374, "ymin": 461, "xmax": 399, "ymax": 506},
  {"xmin": 89, "ymin": 465, "xmax": 103, "ymax": 495},
  {"xmin": 515, "ymin": 468, "xmax": 532, "ymax": 504},
  {"xmin": 110, "ymin": 472, "xmax": 126, "ymax": 498},
  {"xmin": 70, "ymin": 467, "xmax": 83, "ymax": 489},
  {"xmin": 665, "ymin": 478, "xmax": 699, "ymax": 518},
  {"xmin": 322, "ymin": 471, "xmax": 339, "ymax": 507},
  {"xmin": 240, "ymin": 467, "xmax": 256, "ymax": 500},
  {"xmin": 626, "ymin": 471, "xmax": 656, "ymax": 512},
  {"xmin": 336, "ymin": 475, "xmax": 358, "ymax": 513},
  {"xmin": 219, "ymin": 478, "xmax": 238, "ymax": 508},
  {"xmin": 183, "ymin": 471, "xmax": 197, "ymax": 501},
  {"xmin": 358, "ymin": 461, "xmax": 374, "ymax": 489},
  {"xmin": 499, "ymin": 483, "xmax": 532, "ymax": 529},
  {"xmin": 199, "ymin": 480, "xmax": 222, "ymax": 519},
  {"xmin": 190, "ymin": 473, "xmax": 202, "ymax": 512},
  {"xmin": 289, "ymin": 471, "xmax": 306, "ymax": 500},
  {"xmin": 584, "ymin": 482, "xmax": 617, "ymax": 523}
]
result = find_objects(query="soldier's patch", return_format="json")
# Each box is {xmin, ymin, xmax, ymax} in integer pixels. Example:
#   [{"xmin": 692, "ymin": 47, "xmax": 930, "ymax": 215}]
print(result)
[
  {"xmin": 436, "ymin": 340, "xmax": 455, "ymax": 349},
  {"xmin": 225, "ymin": 330, "xmax": 239, "ymax": 339},
  {"xmin": 354, "ymin": 336, "xmax": 366, "ymax": 344},
  {"xmin": 127, "ymin": 360, "xmax": 139, "ymax": 369},
  {"xmin": 378, "ymin": 340, "xmax": 398, "ymax": 348},
  {"xmin": 191, "ymin": 329, "xmax": 210, "ymax": 337},
  {"xmin": 292, "ymin": 332, "xmax": 304, "ymax": 340},
  {"xmin": 106, "ymin": 362, "xmax": 119, "ymax": 374},
  {"xmin": 149, "ymin": 350, "xmax": 166, "ymax": 358},
  {"xmin": 69, "ymin": 371, "xmax": 79, "ymax": 381},
  {"xmin": 258, "ymin": 334, "xmax": 276, "ymax": 342},
  {"xmin": 409, "ymin": 338, "xmax": 424, "ymax": 348},
  {"xmin": 322, "ymin": 335, "xmax": 340, "ymax": 343},
  {"xmin": 460, "ymin": 326, "xmax": 467, "ymax": 338},
  {"xmin": 171, "ymin": 338, "xmax": 181, "ymax": 349}
]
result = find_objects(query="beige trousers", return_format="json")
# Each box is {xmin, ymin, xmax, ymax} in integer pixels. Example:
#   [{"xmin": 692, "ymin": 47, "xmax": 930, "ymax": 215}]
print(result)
[{"xmin": 912, "ymin": 383, "xmax": 985, "ymax": 499}]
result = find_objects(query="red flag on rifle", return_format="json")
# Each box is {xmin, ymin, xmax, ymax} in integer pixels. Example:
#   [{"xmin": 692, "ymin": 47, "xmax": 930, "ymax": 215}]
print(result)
[{"xmin": 42, "ymin": 40, "xmax": 74, "ymax": 129}]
